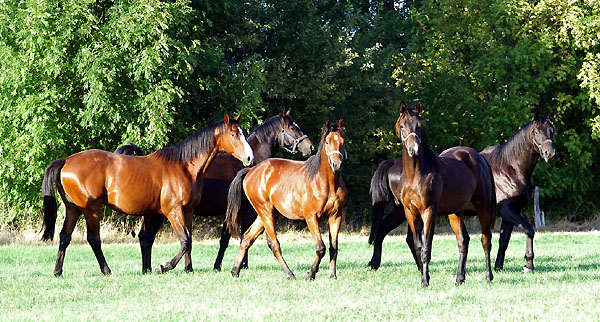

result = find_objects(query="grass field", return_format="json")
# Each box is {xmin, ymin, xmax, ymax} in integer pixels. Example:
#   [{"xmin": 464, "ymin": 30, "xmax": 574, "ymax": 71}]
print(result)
[{"xmin": 1, "ymin": 231, "xmax": 599, "ymax": 321}]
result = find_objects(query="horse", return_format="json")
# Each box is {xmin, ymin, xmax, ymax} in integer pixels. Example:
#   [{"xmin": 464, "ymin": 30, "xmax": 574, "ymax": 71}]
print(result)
[
  {"xmin": 368, "ymin": 109, "xmax": 555, "ymax": 274},
  {"xmin": 394, "ymin": 101, "xmax": 496, "ymax": 286},
  {"xmin": 226, "ymin": 119, "xmax": 347, "ymax": 280},
  {"xmin": 115, "ymin": 109, "xmax": 313, "ymax": 273},
  {"xmin": 481, "ymin": 109, "xmax": 555, "ymax": 273},
  {"xmin": 41, "ymin": 114, "xmax": 254, "ymax": 276}
]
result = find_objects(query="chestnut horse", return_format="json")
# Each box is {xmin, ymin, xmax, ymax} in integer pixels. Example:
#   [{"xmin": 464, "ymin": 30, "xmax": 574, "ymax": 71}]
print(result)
[
  {"xmin": 226, "ymin": 120, "xmax": 347, "ymax": 280},
  {"xmin": 395, "ymin": 102, "xmax": 495, "ymax": 286},
  {"xmin": 116, "ymin": 110, "xmax": 313, "ymax": 272},
  {"xmin": 368, "ymin": 109, "xmax": 555, "ymax": 273},
  {"xmin": 41, "ymin": 114, "xmax": 254, "ymax": 276}
]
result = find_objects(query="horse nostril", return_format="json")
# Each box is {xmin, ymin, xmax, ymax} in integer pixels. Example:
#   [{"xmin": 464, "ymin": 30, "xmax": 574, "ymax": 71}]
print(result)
[{"xmin": 310, "ymin": 145, "xmax": 314, "ymax": 151}]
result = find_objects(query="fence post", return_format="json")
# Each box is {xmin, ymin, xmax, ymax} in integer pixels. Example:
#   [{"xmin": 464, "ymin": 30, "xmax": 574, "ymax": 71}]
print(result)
[{"xmin": 534, "ymin": 186, "xmax": 545, "ymax": 229}]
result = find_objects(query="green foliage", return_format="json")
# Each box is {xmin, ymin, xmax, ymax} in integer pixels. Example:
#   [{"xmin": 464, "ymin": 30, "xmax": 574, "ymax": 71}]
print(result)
[
  {"xmin": 1, "ymin": 0, "xmax": 600, "ymax": 227},
  {"xmin": 394, "ymin": 0, "xmax": 600, "ymax": 217}
]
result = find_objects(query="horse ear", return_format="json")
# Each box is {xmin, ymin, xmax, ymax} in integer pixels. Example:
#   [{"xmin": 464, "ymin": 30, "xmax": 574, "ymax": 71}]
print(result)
[
  {"xmin": 281, "ymin": 108, "xmax": 287, "ymax": 117},
  {"xmin": 323, "ymin": 119, "xmax": 332, "ymax": 134},
  {"xmin": 234, "ymin": 114, "xmax": 241, "ymax": 121},
  {"xmin": 400, "ymin": 101, "xmax": 406, "ymax": 114},
  {"xmin": 415, "ymin": 101, "xmax": 423, "ymax": 115},
  {"xmin": 224, "ymin": 113, "xmax": 230, "ymax": 125},
  {"xmin": 548, "ymin": 109, "xmax": 555, "ymax": 122},
  {"xmin": 533, "ymin": 107, "xmax": 541, "ymax": 122},
  {"xmin": 338, "ymin": 118, "xmax": 346, "ymax": 131}
]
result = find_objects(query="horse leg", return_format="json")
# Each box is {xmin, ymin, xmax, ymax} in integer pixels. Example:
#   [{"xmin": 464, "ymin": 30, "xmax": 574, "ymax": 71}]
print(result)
[
  {"xmin": 213, "ymin": 222, "xmax": 230, "ymax": 271},
  {"xmin": 240, "ymin": 208, "xmax": 257, "ymax": 269},
  {"xmin": 495, "ymin": 218, "xmax": 513, "ymax": 271},
  {"xmin": 496, "ymin": 203, "xmax": 535, "ymax": 273},
  {"xmin": 305, "ymin": 214, "xmax": 325, "ymax": 280},
  {"xmin": 157, "ymin": 208, "xmax": 193, "ymax": 273},
  {"xmin": 448, "ymin": 213, "xmax": 469, "ymax": 284},
  {"xmin": 420, "ymin": 207, "xmax": 437, "ymax": 287},
  {"xmin": 328, "ymin": 214, "xmax": 342, "ymax": 279},
  {"xmin": 53, "ymin": 204, "xmax": 81, "ymax": 277},
  {"xmin": 139, "ymin": 214, "xmax": 165, "ymax": 274},
  {"xmin": 405, "ymin": 207, "xmax": 425, "ymax": 285},
  {"xmin": 262, "ymin": 215, "xmax": 295, "ymax": 280},
  {"xmin": 231, "ymin": 218, "xmax": 264, "ymax": 277},
  {"xmin": 83, "ymin": 207, "xmax": 111, "ymax": 275},
  {"xmin": 477, "ymin": 208, "xmax": 494, "ymax": 282},
  {"xmin": 405, "ymin": 227, "xmax": 422, "ymax": 272},
  {"xmin": 368, "ymin": 205, "xmax": 405, "ymax": 270}
]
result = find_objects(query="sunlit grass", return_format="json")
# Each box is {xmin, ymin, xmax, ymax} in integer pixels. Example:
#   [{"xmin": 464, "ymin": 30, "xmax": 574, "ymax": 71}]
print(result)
[{"xmin": 1, "ymin": 232, "xmax": 599, "ymax": 321}]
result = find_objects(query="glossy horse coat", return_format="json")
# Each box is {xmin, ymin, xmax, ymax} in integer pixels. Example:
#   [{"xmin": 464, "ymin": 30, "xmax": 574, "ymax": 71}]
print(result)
[
  {"xmin": 395, "ymin": 102, "xmax": 495, "ymax": 286},
  {"xmin": 41, "ymin": 114, "xmax": 253, "ymax": 276},
  {"xmin": 368, "ymin": 110, "xmax": 555, "ymax": 274},
  {"xmin": 226, "ymin": 120, "xmax": 347, "ymax": 280},
  {"xmin": 118, "ymin": 110, "xmax": 313, "ymax": 273}
]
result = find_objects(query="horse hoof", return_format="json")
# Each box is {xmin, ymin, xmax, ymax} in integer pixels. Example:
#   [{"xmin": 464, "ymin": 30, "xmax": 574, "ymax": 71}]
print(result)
[
  {"xmin": 305, "ymin": 272, "xmax": 316, "ymax": 281},
  {"xmin": 231, "ymin": 269, "xmax": 240, "ymax": 277},
  {"xmin": 523, "ymin": 266, "xmax": 534, "ymax": 274},
  {"xmin": 455, "ymin": 279, "xmax": 465, "ymax": 285},
  {"xmin": 53, "ymin": 270, "xmax": 63, "ymax": 277},
  {"xmin": 213, "ymin": 266, "xmax": 222, "ymax": 272},
  {"xmin": 155, "ymin": 265, "xmax": 166, "ymax": 274},
  {"xmin": 101, "ymin": 268, "xmax": 112, "ymax": 275},
  {"xmin": 494, "ymin": 266, "xmax": 504, "ymax": 272},
  {"xmin": 368, "ymin": 261, "xmax": 380, "ymax": 270},
  {"xmin": 421, "ymin": 281, "xmax": 429, "ymax": 287},
  {"xmin": 184, "ymin": 267, "xmax": 194, "ymax": 273},
  {"xmin": 329, "ymin": 274, "xmax": 337, "ymax": 280},
  {"xmin": 287, "ymin": 273, "xmax": 296, "ymax": 280}
]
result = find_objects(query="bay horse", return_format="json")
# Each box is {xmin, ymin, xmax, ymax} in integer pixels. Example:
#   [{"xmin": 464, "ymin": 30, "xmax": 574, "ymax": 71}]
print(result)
[
  {"xmin": 226, "ymin": 119, "xmax": 347, "ymax": 280},
  {"xmin": 394, "ymin": 102, "xmax": 495, "ymax": 286},
  {"xmin": 41, "ymin": 114, "xmax": 254, "ymax": 276},
  {"xmin": 116, "ymin": 110, "xmax": 313, "ymax": 273},
  {"xmin": 368, "ymin": 109, "xmax": 555, "ymax": 274}
]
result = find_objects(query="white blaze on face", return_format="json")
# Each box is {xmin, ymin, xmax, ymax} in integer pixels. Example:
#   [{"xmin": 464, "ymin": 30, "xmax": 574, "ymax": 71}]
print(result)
[{"xmin": 240, "ymin": 132, "xmax": 254, "ymax": 166}]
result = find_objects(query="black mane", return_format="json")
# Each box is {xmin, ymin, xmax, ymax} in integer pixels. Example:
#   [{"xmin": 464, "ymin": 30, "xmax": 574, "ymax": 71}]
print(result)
[
  {"xmin": 248, "ymin": 115, "xmax": 284, "ymax": 143},
  {"xmin": 484, "ymin": 120, "xmax": 537, "ymax": 166},
  {"xmin": 155, "ymin": 121, "xmax": 225, "ymax": 162}
]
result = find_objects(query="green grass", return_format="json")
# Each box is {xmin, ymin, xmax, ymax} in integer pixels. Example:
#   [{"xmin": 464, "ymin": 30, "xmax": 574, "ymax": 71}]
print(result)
[{"xmin": 1, "ymin": 232, "xmax": 599, "ymax": 321}]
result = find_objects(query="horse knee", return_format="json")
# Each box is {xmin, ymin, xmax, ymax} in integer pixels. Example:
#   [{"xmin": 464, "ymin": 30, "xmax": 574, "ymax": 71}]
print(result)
[
  {"xmin": 58, "ymin": 231, "xmax": 72, "ymax": 250},
  {"xmin": 316, "ymin": 243, "xmax": 326, "ymax": 258},
  {"xmin": 87, "ymin": 233, "xmax": 101, "ymax": 248}
]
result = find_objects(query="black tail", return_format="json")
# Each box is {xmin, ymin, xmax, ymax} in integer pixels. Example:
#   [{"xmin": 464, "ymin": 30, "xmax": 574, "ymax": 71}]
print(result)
[
  {"xmin": 225, "ymin": 168, "xmax": 251, "ymax": 239},
  {"xmin": 42, "ymin": 159, "xmax": 66, "ymax": 241},
  {"xmin": 478, "ymin": 154, "xmax": 497, "ymax": 229},
  {"xmin": 114, "ymin": 143, "xmax": 144, "ymax": 156},
  {"xmin": 369, "ymin": 159, "xmax": 395, "ymax": 245}
]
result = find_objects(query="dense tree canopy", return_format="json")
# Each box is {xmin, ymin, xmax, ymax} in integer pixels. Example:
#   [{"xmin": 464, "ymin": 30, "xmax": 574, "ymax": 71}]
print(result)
[{"xmin": 1, "ymin": 0, "xmax": 598, "ymax": 228}]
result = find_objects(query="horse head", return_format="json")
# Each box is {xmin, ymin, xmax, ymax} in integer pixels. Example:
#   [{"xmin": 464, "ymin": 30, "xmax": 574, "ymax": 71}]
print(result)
[
  {"xmin": 220, "ymin": 113, "xmax": 254, "ymax": 166},
  {"xmin": 280, "ymin": 109, "xmax": 314, "ymax": 156},
  {"xmin": 531, "ymin": 108, "xmax": 556, "ymax": 162},
  {"xmin": 396, "ymin": 101, "xmax": 424, "ymax": 158},
  {"xmin": 322, "ymin": 119, "xmax": 347, "ymax": 172}
]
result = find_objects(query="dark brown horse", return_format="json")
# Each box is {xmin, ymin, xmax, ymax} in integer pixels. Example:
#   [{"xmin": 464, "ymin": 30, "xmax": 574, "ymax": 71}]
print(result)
[
  {"xmin": 41, "ymin": 114, "xmax": 254, "ymax": 276},
  {"xmin": 368, "ymin": 109, "xmax": 555, "ymax": 274},
  {"xmin": 226, "ymin": 120, "xmax": 347, "ymax": 280},
  {"xmin": 394, "ymin": 102, "xmax": 495, "ymax": 286},
  {"xmin": 117, "ymin": 110, "xmax": 313, "ymax": 273}
]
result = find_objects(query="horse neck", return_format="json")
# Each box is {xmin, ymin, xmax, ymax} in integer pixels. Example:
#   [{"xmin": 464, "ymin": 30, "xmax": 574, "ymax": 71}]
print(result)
[
  {"xmin": 183, "ymin": 147, "xmax": 220, "ymax": 183},
  {"xmin": 247, "ymin": 134, "xmax": 277, "ymax": 163},
  {"xmin": 401, "ymin": 143, "xmax": 438, "ymax": 179},
  {"xmin": 501, "ymin": 127, "xmax": 540, "ymax": 179}
]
